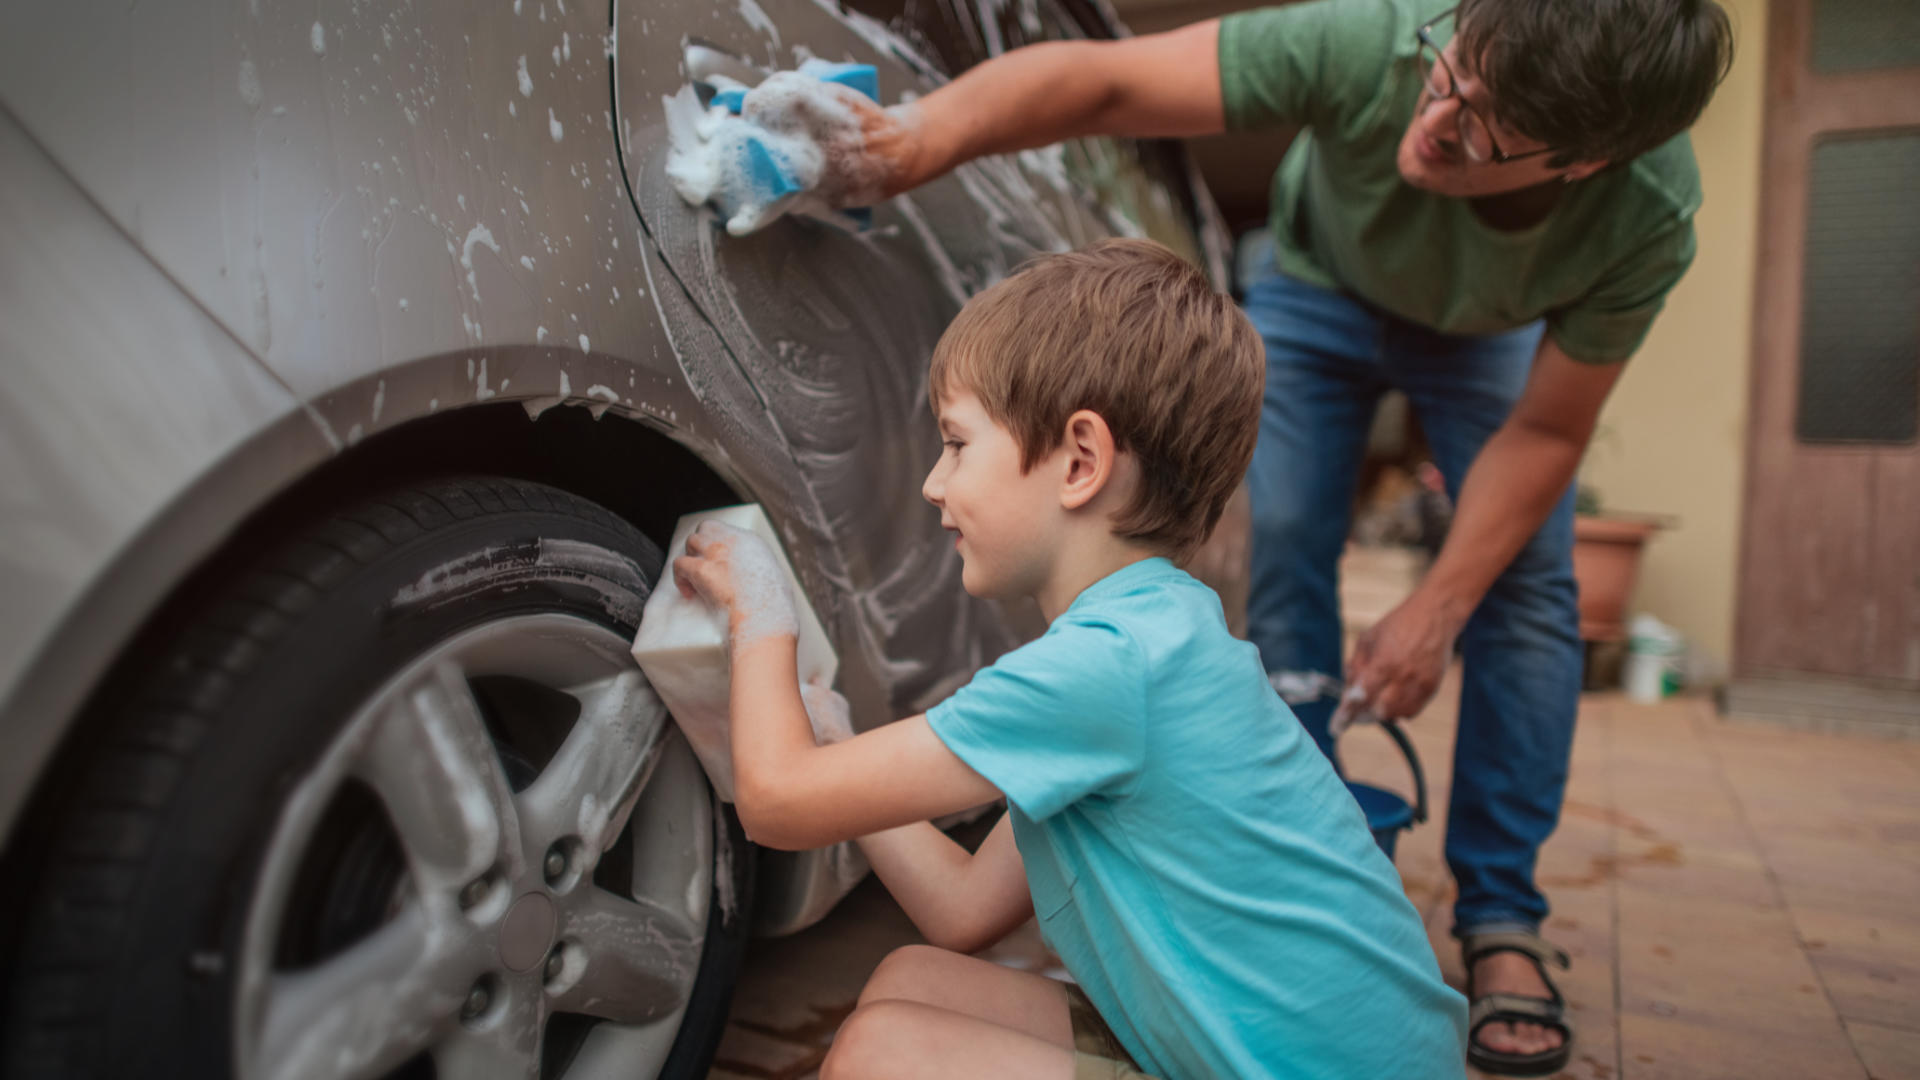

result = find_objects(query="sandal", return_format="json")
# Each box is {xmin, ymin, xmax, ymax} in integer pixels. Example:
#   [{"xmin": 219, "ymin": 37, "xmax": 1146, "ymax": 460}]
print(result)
[{"xmin": 1462, "ymin": 931, "xmax": 1574, "ymax": 1077}]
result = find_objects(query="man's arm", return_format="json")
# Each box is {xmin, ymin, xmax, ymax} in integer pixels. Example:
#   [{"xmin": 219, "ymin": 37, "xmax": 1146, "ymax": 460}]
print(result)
[
  {"xmin": 1348, "ymin": 337, "xmax": 1626, "ymax": 719},
  {"xmin": 856, "ymin": 816, "xmax": 1034, "ymax": 953},
  {"xmin": 874, "ymin": 21, "xmax": 1227, "ymax": 196}
]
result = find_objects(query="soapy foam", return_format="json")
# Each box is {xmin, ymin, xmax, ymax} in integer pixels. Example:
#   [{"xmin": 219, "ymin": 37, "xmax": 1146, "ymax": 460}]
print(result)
[
  {"xmin": 685, "ymin": 520, "xmax": 800, "ymax": 648},
  {"xmin": 662, "ymin": 62, "xmax": 898, "ymax": 236},
  {"xmin": 737, "ymin": 0, "xmax": 782, "ymax": 48},
  {"xmin": 1268, "ymin": 669, "xmax": 1381, "ymax": 737},
  {"xmin": 799, "ymin": 679, "xmax": 855, "ymax": 745},
  {"xmin": 632, "ymin": 507, "xmax": 839, "ymax": 802}
]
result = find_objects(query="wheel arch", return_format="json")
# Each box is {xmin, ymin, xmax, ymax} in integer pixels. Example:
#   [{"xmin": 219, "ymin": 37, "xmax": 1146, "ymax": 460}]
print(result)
[{"xmin": 0, "ymin": 396, "xmax": 746, "ymax": 930}]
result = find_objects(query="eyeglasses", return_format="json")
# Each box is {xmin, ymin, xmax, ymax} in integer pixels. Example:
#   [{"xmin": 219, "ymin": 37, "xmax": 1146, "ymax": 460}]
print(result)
[{"xmin": 1415, "ymin": 8, "xmax": 1557, "ymax": 165}]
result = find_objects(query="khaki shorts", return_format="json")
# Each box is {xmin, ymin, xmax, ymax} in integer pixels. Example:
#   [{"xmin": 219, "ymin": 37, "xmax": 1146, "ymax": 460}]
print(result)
[{"xmin": 1063, "ymin": 983, "xmax": 1162, "ymax": 1080}]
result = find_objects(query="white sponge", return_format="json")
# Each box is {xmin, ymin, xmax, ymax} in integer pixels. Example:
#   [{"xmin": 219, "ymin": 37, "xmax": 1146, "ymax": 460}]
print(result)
[{"xmin": 630, "ymin": 505, "xmax": 837, "ymax": 800}]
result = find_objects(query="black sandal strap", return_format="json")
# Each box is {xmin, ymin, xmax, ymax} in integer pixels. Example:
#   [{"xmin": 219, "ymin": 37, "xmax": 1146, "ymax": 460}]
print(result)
[
  {"xmin": 1469, "ymin": 993, "xmax": 1572, "ymax": 1035},
  {"xmin": 1462, "ymin": 931, "xmax": 1571, "ymax": 971}
]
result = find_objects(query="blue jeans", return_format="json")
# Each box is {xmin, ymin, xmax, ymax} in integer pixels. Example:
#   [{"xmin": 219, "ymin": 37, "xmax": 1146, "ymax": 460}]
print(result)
[{"xmin": 1241, "ymin": 268, "xmax": 1582, "ymax": 938}]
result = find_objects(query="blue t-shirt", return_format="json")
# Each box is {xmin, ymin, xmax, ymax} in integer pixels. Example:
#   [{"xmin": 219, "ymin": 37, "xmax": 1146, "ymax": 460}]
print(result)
[{"xmin": 927, "ymin": 558, "xmax": 1466, "ymax": 1079}]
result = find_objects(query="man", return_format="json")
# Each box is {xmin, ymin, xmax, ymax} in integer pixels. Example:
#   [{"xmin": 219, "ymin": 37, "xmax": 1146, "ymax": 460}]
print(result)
[{"xmin": 740, "ymin": 1, "xmax": 1732, "ymax": 1072}]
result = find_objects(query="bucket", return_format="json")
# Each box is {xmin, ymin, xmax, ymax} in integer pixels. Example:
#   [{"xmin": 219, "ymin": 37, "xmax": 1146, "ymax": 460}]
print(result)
[{"xmin": 1342, "ymin": 720, "xmax": 1428, "ymax": 859}]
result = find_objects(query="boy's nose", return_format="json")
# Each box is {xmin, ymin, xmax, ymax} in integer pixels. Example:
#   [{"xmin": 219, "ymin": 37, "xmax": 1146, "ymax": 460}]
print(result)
[{"xmin": 921, "ymin": 462, "xmax": 945, "ymax": 508}]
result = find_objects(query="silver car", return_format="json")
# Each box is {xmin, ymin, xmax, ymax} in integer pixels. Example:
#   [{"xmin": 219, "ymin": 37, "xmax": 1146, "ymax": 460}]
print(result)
[{"xmin": 0, "ymin": 0, "xmax": 1230, "ymax": 1076}]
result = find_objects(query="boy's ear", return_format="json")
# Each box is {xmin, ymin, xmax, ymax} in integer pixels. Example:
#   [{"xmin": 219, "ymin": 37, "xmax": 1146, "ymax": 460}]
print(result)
[{"xmin": 1058, "ymin": 409, "xmax": 1115, "ymax": 511}]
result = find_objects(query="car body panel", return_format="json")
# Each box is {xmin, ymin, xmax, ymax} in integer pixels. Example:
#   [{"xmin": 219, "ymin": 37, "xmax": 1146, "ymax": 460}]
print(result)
[
  {"xmin": 0, "ymin": 113, "xmax": 305, "ymax": 826},
  {"xmin": 0, "ymin": 1, "xmax": 867, "ymax": 849},
  {"xmin": 610, "ymin": 0, "xmax": 1232, "ymax": 716},
  {"xmin": 0, "ymin": 0, "xmax": 1229, "ymax": 939}
]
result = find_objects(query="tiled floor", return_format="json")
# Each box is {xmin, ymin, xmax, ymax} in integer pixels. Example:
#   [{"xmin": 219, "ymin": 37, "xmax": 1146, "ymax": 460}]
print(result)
[{"xmin": 705, "ymin": 549, "xmax": 1920, "ymax": 1079}]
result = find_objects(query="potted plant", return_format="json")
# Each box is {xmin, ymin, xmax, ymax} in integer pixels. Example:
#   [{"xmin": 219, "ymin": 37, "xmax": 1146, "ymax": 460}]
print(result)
[{"xmin": 1571, "ymin": 482, "xmax": 1665, "ymax": 643}]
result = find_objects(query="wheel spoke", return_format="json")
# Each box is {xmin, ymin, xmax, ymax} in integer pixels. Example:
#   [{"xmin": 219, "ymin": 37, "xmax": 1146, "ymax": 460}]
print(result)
[
  {"xmin": 428, "ymin": 979, "xmax": 544, "ymax": 1080},
  {"xmin": 358, "ymin": 663, "xmax": 523, "ymax": 890},
  {"xmin": 250, "ymin": 906, "xmax": 472, "ymax": 1080},
  {"xmin": 520, "ymin": 670, "xmax": 671, "ymax": 857},
  {"xmin": 552, "ymin": 886, "xmax": 705, "ymax": 1024}
]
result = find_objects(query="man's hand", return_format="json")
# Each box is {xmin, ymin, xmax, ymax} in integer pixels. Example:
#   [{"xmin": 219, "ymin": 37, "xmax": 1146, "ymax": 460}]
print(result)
[
  {"xmin": 734, "ymin": 75, "xmax": 923, "ymax": 206},
  {"xmin": 673, "ymin": 521, "xmax": 798, "ymax": 650},
  {"xmin": 664, "ymin": 61, "xmax": 924, "ymax": 235},
  {"xmin": 1346, "ymin": 594, "xmax": 1465, "ymax": 721},
  {"xmin": 1348, "ymin": 337, "xmax": 1625, "ymax": 721}
]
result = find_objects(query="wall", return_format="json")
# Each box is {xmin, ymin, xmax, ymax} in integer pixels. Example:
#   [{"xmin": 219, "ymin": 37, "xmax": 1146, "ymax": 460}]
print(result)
[{"xmin": 1582, "ymin": 0, "xmax": 1767, "ymax": 671}]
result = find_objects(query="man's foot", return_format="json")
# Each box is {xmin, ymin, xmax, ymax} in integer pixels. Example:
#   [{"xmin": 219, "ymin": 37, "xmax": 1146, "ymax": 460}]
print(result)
[
  {"xmin": 1470, "ymin": 951, "xmax": 1565, "ymax": 1058},
  {"xmin": 1462, "ymin": 931, "xmax": 1574, "ymax": 1077}
]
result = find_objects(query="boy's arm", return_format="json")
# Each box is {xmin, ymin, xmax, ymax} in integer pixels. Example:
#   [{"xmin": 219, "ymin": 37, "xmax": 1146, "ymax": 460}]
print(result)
[
  {"xmin": 671, "ymin": 521, "xmax": 1001, "ymax": 848},
  {"xmin": 856, "ymin": 816, "xmax": 1033, "ymax": 954},
  {"xmin": 726, "ymin": 634, "xmax": 1000, "ymax": 850}
]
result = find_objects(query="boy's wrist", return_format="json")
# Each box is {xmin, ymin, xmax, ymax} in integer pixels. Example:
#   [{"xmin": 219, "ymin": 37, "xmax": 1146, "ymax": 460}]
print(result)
[{"xmin": 729, "ymin": 629, "xmax": 799, "ymax": 664}]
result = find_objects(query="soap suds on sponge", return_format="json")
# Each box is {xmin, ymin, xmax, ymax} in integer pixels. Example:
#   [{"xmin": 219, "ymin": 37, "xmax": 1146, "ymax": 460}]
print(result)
[{"xmin": 662, "ymin": 60, "xmax": 892, "ymax": 236}]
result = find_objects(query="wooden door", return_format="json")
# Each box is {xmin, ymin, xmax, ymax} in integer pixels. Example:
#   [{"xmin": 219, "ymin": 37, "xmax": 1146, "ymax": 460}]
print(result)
[{"xmin": 1732, "ymin": 0, "xmax": 1920, "ymax": 728}]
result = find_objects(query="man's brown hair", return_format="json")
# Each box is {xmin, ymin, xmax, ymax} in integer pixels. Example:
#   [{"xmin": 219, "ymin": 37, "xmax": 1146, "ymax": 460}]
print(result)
[
  {"xmin": 927, "ymin": 238, "xmax": 1263, "ymax": 562},
  {"xmin": 1457, "ymin": 0, "xmax": 1734, "ymax": 167}
]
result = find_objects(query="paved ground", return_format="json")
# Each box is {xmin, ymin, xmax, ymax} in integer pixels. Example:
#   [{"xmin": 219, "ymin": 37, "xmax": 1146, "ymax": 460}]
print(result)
[{"xmin": 705, "ymin": 549, "xmax": 1920, "ymax": 1079}]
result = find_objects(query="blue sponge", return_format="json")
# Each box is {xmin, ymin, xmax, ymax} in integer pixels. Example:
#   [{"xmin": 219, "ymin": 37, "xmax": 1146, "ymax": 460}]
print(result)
[
  {"xmin": 743, "ymin": 138, "xmax": 803, "ymax": 199},
  {"xmin": 808, "ymin": 62, "xmax": 880, "ymax": 102},
  {"xmin": 694, "ymin": 63, "xmax": 881, "ymax": 233}
]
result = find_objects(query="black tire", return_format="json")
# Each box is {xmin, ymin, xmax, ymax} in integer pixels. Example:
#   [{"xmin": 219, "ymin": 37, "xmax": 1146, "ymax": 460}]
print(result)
[{"xmin": 3, "ymin": 476, "xmax": 752, "ymax": 1080}]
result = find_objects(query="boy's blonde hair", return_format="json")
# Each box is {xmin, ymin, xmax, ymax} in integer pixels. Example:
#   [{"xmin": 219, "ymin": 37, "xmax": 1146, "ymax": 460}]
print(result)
[{"xmin": 928, "ymin": 238, "xmax": 1263, "ymax": 562}]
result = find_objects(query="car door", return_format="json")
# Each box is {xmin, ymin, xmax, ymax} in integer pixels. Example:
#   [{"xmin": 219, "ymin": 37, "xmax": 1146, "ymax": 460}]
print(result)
[{"xmin": 612, "ymin": 0, "xmax": 1153, "ymax": 718}]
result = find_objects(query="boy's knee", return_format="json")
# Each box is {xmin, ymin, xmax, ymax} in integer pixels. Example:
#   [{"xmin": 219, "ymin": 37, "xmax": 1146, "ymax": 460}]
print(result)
[
  {"xmin": 822, "ymin": 1001, "xmax": 916, "ymax": 1080},
  {"xmin": 858, "ymin": 943, "xmax": 952, "ymax": 1006}
]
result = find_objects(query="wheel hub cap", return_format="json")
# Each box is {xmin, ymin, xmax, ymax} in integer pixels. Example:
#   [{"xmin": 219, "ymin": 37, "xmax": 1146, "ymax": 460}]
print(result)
[
  {"xmin": 499, "ymin": 892, "xmax": 557, "ymax": 973},
  {"xmin": 237, "ymin": 614, "xmax": 718, "ymax": 1080}
]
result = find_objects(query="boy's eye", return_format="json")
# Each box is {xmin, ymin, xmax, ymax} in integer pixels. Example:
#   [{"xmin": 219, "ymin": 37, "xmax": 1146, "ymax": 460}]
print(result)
[{"xmin": 942, "ymin": 439, "xmax": 965, "ymax": 452}]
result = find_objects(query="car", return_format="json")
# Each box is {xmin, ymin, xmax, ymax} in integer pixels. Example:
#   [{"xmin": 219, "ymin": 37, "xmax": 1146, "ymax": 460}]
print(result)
[{"xmin": 0, "ymin": 0, "xmax": 1232, "ymax": 1077}]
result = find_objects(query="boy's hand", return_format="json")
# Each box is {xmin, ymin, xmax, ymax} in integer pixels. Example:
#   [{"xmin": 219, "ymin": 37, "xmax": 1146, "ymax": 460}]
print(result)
[{"xmin": 673, "ymin": 521, "xmax": 798, "ymax": 650}]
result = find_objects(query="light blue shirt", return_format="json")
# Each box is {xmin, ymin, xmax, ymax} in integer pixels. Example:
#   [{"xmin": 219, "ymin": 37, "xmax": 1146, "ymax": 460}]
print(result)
[{"xmin": 928, "ymin": 558, "xmax": 1466, "ymax": 1079}]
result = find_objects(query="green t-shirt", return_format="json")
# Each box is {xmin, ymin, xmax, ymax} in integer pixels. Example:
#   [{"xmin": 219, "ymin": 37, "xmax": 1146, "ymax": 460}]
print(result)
[{"xmin": 1218, "ymin": 0, "xmax": 1701, "ymax": 363}]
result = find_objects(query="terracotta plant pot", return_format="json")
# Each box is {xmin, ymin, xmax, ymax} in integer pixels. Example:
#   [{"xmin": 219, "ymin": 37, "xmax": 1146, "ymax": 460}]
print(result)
[{"xmin": 1571, "ymin": 514, "xmax": 1660, "ymax": 642}]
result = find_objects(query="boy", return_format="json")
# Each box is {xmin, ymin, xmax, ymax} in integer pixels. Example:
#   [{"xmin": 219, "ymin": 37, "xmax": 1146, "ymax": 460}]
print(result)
[{"xmin": 674, "ymin": 239, "xmax": 1465, "ymax": 1078}]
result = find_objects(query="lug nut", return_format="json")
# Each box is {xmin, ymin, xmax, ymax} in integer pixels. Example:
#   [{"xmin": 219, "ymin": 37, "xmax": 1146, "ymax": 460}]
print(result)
[
  {"xmin": 459, "ymin": 876, "xmax": 490, "ymax": 910},
  {"xmin": 543, "ymin": 845, "xmax": 568, "ymax": 884},
  {"xmin": 461, "ymin": 977, "xmax": 493, "ymax": 1022},
  {"xmin": 545, "ymin": 945, "xmax": 566, "ymax": 984}
]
